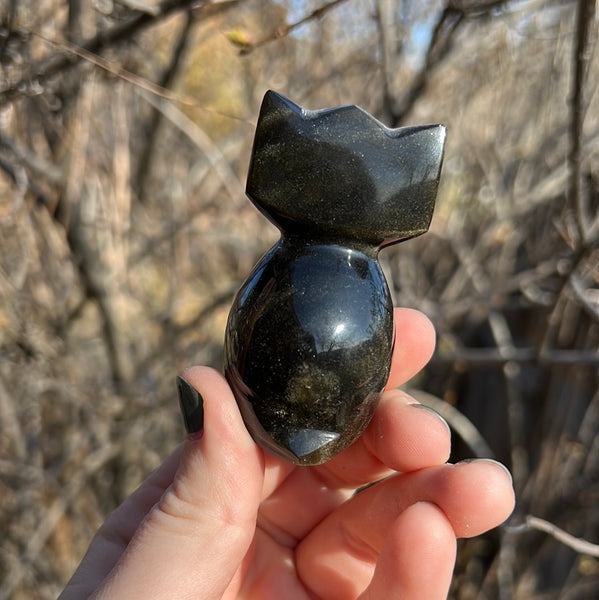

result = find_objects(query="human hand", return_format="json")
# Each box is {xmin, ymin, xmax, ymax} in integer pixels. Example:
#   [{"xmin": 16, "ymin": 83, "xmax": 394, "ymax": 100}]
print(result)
[{"xmin": 59, "ymin": 308, "xmax": 515, "ymax": 599}]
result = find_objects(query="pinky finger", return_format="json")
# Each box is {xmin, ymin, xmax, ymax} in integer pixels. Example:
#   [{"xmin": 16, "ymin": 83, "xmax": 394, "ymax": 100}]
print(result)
[{"xmin": 359, "ymin": 502, "xmax": 456, "ymax": 600}]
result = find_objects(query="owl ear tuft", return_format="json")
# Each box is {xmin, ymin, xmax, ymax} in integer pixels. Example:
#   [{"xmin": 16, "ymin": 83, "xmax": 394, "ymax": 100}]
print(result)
[{"xmin": 260, "ymin": 90, "xmax": 303, "ymax": 119}]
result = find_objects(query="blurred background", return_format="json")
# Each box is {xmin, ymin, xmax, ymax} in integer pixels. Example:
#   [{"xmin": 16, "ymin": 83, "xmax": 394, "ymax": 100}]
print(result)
[{"xmin": 1, "ymin": 0, "xmax": 598, "ymax": 598}]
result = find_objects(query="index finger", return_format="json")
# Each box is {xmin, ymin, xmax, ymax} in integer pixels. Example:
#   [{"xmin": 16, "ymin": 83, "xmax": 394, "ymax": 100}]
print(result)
[{"xmin": 386, "ymin": 308, "xmax": 436, "ymax": 390}]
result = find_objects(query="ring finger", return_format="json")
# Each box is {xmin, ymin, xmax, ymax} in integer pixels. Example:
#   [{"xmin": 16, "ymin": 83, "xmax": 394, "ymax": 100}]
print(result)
[{"xmin": 296, "ymin": 460, "xmax": 515, "ymax": 599}]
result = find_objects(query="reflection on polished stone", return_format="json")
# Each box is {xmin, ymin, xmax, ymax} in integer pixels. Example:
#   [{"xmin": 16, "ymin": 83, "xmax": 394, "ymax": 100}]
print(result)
[
  {"xmin": 224, "ymin": 91, "xmax": 446, "ymax": 465},
  {"xmin": 287, "ymin": 429, "xmax": 341, "ymax": 460}
]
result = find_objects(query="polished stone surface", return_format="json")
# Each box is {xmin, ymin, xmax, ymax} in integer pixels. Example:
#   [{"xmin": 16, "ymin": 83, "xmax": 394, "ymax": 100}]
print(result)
[{"xmin": 224, "ymin": 91, "xmax": 446, "ymax": 465}]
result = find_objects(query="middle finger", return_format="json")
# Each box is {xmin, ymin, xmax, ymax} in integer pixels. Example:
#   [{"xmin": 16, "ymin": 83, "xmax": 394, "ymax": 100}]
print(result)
[{"xmin": 258, "ymin": 390, "xmax": 451, "ymax": 542}]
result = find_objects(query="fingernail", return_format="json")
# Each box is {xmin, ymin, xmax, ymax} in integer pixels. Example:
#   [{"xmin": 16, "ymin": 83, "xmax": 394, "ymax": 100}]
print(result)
[
  {"xmin": 460, "ymin": 458, "xmax": 513, "ymax": 484},
  {"xmin": 409, "ymin": 402, "xmax": 451, "ymax": 435},
  {"xmin": 177, "ymin": 376, "xmax": 204, "ymax": 437}
]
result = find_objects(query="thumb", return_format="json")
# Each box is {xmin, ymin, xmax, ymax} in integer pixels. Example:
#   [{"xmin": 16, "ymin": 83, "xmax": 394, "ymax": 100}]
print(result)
[{"xmin": 94, "ymin": 367, "xmax": 264, "ymax": 599}]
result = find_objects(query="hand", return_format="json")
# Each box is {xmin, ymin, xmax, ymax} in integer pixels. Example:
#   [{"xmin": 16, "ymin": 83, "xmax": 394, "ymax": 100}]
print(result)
[{"xmin": 59, "ymin": 308, "xmax": 515, "ymax": 599}]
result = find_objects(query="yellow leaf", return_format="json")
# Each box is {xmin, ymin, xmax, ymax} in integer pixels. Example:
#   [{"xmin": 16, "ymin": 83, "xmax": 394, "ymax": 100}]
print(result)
[{"xmin": 224, "ymin": 28, "xmax": 252, "ymax": 50}]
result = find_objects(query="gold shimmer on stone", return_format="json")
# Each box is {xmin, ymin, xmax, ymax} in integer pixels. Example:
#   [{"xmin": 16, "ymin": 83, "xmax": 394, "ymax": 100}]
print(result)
[{"xmin": 224, "ymin": 91, "xmax": 446, "ymax": 465}]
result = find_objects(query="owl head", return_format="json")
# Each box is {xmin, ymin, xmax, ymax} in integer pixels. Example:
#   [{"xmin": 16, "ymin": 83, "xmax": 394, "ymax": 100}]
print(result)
[{"xmin": 246, "ymin": 91, "xmax": 446, "ymax": 249}]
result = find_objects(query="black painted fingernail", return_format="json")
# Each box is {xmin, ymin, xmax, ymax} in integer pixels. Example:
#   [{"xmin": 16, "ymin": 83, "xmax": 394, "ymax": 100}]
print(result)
[{"xmin": 177, "ymin": 376, "xmax": 204, "ymax": 436}]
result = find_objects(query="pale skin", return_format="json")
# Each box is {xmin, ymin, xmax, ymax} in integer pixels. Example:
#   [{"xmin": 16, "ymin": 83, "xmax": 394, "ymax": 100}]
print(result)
[{"xmin": 59, "ymin": 308, "xmax": 515, "ymax": 600}]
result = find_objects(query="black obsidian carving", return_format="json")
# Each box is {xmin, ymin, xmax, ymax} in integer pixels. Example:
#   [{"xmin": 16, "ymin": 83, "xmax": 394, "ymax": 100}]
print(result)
[{"xmin": 224, "ymin": 91, "xmax": 446, "ymax": 465}]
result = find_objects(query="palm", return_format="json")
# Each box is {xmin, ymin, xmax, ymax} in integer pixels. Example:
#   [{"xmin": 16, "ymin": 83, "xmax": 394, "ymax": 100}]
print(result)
[{"xmin": 225, "ymin": 457, "xmax": 356, "ymax": 599}]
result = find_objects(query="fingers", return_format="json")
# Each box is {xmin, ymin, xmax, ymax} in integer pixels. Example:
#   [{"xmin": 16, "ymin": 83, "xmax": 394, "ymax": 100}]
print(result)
[
  {"xmin": 322, "ymin": 308, "xmax": 440, "ymax": 484},
  {"xmin": 296, "ymin": 460, "xmax": 515, "ymax": 599},
  {"xmin": 273, "ymin": 308, "xmax": 440, "ymax": 491},
  {"xmin": 257, "ymin": 309, "xmax": 443, "ymax": 539},
  {"xmin": 318, "ymin": 389, "xmax": 451, "ymax": 487},
  {"xmin": 386, "ymin": 308, "xmax": 436, "ymax": 390},
  {"xmin": 362, "ymin": 391, "xmax": 451, "ymax": 472},
  {"xmin": 359, "ymin": 502, "xmax": 456, "ymax": 600},
  {"xmin": 257, "ymin": 390, "xmax": 451, "ymax": 542},
  {"xmin": 63, "ymin": 367, "xmax": 265, "ymax": 600}
]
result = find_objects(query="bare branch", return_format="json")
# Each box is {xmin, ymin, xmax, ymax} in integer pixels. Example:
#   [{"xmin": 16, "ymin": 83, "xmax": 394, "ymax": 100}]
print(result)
[
  {"xmin": 135, "ymin": 9, "xmax": 195, "ymax": 197},
  {"xmin": 570, "ymin": 271, "xmax": 599, "ymax": 321},
  {"xmin": 0, "ymin": 132, "xmax": 62, "ymax": 184},
  {"xmin": 138, "ymin": 90, "xmax": 246, "ymax": 204},
  {"xmin": 432, "ymin": 346, "xmax": 599, "ymax": 367},
  {"xmin": 0, "ymin": 0, "xmax": 239, "ymax": 107},
  {"xmin": 0, "ymin": 443, "xmax": 121, "ymax": 600},
  {"xmin": 507, "ymin": 515, "xmax": 599, "ymax": 557},
  {"xmin": 117, "ymin": 0, "xmax": 161, "ymax": 15},
  {"xmin": 390, "ymin": 5, "xmax": 464, "ymax": 125},
  {"xmin": 567, "ymin": 0, "xmax": 597, "ymax": 243},
  {"xmin": 16, "ymin": 25, "xmax": 248, "ymax": 120},
  {"xmin": 375, "ymin": 0, "xmax": 402, "ymax": 124},
  {"xmin": 230, "ymin": 0, "xmax": 349, "ymax": 54},
  {"xmin": 407, "ymin": 389, "xmax": 495, "ymax": 458},
  {"xmin": 389, "ymin": 1, "xmax": 519, "ymax": 124}
]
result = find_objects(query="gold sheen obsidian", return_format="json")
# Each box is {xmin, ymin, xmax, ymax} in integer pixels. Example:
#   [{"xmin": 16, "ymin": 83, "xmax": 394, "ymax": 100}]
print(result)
[{"xmin": 224, "ymin": 91, "xmax": 446, "ymax": 465}]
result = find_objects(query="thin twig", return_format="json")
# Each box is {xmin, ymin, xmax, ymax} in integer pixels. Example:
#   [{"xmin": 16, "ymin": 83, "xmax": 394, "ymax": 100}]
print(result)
[
  {"xmin": 0, "ymin": 443, "xmax": 121, "ymax": 600},
  {"xmin": 506, "ymin": 515, "xmax": 599, "ymax": 557},
  {"xmin": 569, "ymin": 271, "xmax": 599, "ymax": 321},
  {"xmin": 375, "ymin": 0, "xmax": 403, "ymax": 124},
  {"xmin": 0, "ymin": 0, "xmax": 238, "ymax": 107},
  {"xmin": 18, "ymin": 26, "xmax": 249, "ymax": 122},
  {"xmin": 538, "ymin": 241, "xmax": 596, "ymax": 356},
  {"xmin": 568, "ymin": 0, "xmax": 597, "ymax": 243},
  {"xmin": 117, "ymin": 0, "xmax": 161, "ymax": 15},
  {"xmin": 407, "ymin": 389, "xmax": 495, "ymax": 458},
  {"xmin": 390, "ymin": 0, "xmax": 513, "ymax": 125},
  {"xmin": 138, "ymin": 89, "xmax": 246, "ymax": 204},
  {"xmin": 0, "ymin": 133, "xmax": 62, "ymax": 184},
  {"xmin": 390, "ymin": 5, "xmax": 464, "ymax": 125},
  {"xmin": 135, "ymin": 9, "xmax": 195, "ymax": 198},
  {"xmin": 234, "ymin": 0, "xmax": 349, "ymax": 54},
  {"xmin": 432, "ymin": 346, "xmax": 599, "ymax": 366}
]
